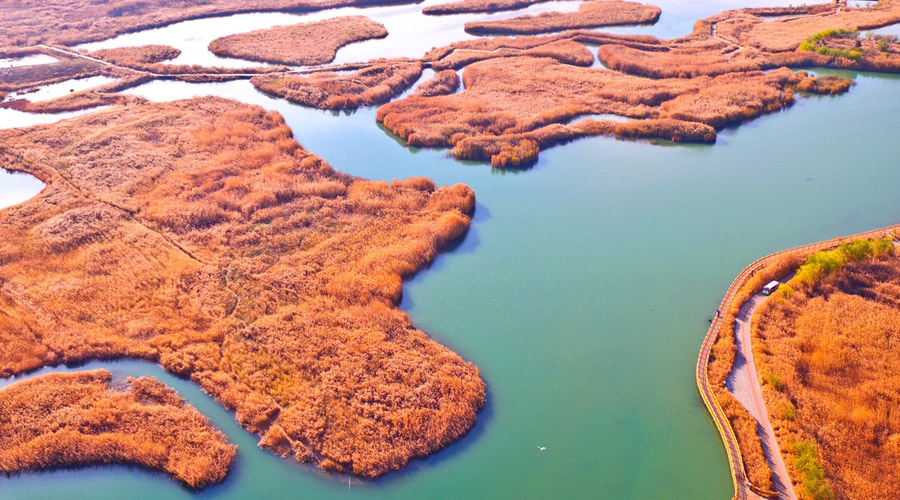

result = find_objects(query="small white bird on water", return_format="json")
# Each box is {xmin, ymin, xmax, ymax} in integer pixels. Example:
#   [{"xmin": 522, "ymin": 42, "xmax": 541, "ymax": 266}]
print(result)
[{"xmin": 537, "ymin": 446, "xmax": 546, "ymax": 451}]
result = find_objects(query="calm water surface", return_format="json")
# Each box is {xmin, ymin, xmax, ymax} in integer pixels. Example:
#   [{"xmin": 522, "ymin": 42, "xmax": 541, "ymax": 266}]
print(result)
[
  {"xmin": 2, "ymin": 2, "xmax": 900, "ymax": 499},
  {"xmin": 0, "ymin": 170, "xmax": 44, "ymax": 211},
  {"xmin": 1, "ymin": 75, "xmax": 117, "ymax": 103}
]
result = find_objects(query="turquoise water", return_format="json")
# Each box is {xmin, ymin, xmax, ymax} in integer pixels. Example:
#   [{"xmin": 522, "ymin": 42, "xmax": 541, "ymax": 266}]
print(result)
[
  {"xmin": 1, "ymin": 69, "xmax": 897, "ymax": 500},
  {"xmin": 2, "ymin": 3, "xmax": 900, "ymax": 499}
]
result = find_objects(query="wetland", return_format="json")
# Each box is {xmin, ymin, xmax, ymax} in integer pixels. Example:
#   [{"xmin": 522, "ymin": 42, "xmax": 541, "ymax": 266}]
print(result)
[{"xmin": 2, "ymin": 0, "xmax": 900, "ymax": 498}]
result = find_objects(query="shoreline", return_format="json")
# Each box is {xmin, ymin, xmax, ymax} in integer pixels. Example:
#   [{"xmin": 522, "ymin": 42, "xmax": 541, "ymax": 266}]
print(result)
[{"xmin": 696, "ymin": 222, "xmax": 900, "ymax": 500}]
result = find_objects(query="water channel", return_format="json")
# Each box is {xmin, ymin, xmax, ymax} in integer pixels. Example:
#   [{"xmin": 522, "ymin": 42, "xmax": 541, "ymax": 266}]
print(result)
[{"xmin": 2, "ymin": 1, "xmax": 899, "ymax": 499}]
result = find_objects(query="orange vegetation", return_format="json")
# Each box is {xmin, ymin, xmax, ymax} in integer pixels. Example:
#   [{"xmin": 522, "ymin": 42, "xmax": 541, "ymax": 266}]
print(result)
[
  {"xmin": 423, "ymin": 30, "xmax": 655, "ymax": 64},
  {"xmin": 727, "ymin": 2, "xmax": 900, "ymax": 53},
  {"xmin": 0, "ymin": 50, "xmax": 154, "ymax": 114},
  {"xmin": 414, "ymin": 69, "xmax": 461, "ymax": 97},
  {"xmin": 464, "ymin": 0, "xmax": 661, "ymax": 35},
  {"xmin": 0, "ymin": 45, "xmax": 167, "ymax": 113},
  {"xmin": 595, "ymin": 2, "xmax": 900, "ymax": 79},
  {"xmin": 706, "ymin": 252, "xmax": 804, "ymax": 496},
  {"xmin": 208, "ymin": 16, "xmax": 388, "ymax": 66},
  {"xmin": 3, "ymin": 77, "xmax": 153, "ymax": 113},
  {"xmin": 596, "ymin": 38, "xmax": 765, "ymax": 79},
  {"xmin": 251, "ymin": 59, "xmax": 423, "ymax": 110},
  {"xmin": 773, "ymin": 35, "xmax": 900, "ymax": 74},
  {"xmin": 377, "ymin": 56, "xmax": 844, "ymax": 163},
  {"xmin": 0, "ymin": 370, "xmax": 235, "ymax": 488},
  {"xmin": 430, "ymin": 38, "xmax": 593, "ymax": 70},
  {"xmin": 85, "ymin": 45, "xmax": 285, "ymax": 76},
  {"xmin": 754, "ymin": 249, "xmax": 900, "ymax": 500},
  {"xmin": 89, "ymin": 45, "xmax": 181, "ymax": 67},
  {"xmin": 0, "ymin": 55, "xmax": 108, "ymax": 92},
  {"xmin": 423, "ymin": 0, "xmax": 563, "ymax": 15},
  {"xmin": 0, "ymin": 0, "xmax": 420, "ymax": 46},
  {"xmin": 0, "ymin": 97, "xmax": 484, "ymax": 478},
  {"xmin": 716, "ymin": 389, "xmax": 776, "ymax": 493}
]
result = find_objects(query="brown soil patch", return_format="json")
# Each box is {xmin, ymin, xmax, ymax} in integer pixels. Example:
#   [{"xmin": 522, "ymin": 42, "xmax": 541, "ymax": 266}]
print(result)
[
  {"xmin": 251, "ymin": 59, "xmax": 423, "ymax": 109},
  {"xmin": 0, "ymin": 370, "xmax": 235, "ymax": 488},
  {"xmin": 0, "ymin": 0, "xmax": 420, "ymax": 47},
  {"xmin": 754, "ymin": 253, "xmax": 900, "ymax": 500},
  {"xmin": 377, "ymin": 56, "xmax": 842, "ymax": 165},
  {"xmin": 208, "ymin": 16, "xmax": 388, "ymax": 66},
  {"xmin": 0, "ymin": 97, "xmax": 485, "ymax": 478},
  {"xmin": 464, "ymin": 0, "xmax": 661, "ymax": 35}
]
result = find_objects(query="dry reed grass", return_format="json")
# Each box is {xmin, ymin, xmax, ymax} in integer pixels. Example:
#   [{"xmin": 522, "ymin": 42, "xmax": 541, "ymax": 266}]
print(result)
[
  {"xmin": 0, "ymin": 370, "xmax": 235, "ymax": 488},
  {"xmin": 0, "ymin": 0, "xmax": 420, "ymax": 46},
  {"xmin": 413, "ymin": 69, "xmax": 461, "ymax": 97},
  {"xmin": 90, "ymin": 45, "xmax": 181, "ymax": 67},
  {"xmin": 208, "ymin": 16, "xmax": 388, "ymax": 66},
  {"xmin": 7, "ymin": 75, "xmax": 153, "ymax": 113},
  {"xmin": 0, "ymin": 97, "xmax": 484, "ymax": 478},
  {"xmin": 464, "ymin": 0, "xmax": 661, "ymax": 35},
  {"xmin": 595, "ymin": 2, "xmax": 900, "ymax": 80},
  {"xmin": 377, "ymin": 56, "xmax": 841, "ymax": 163},
  {"xmin": 251, "ymin": 59, "xmax": 423, "ymax": 110},
  {"xmin": 432, "ymin": 38, "xmax": 593, "ymax": 70},
  {"xmin": 737, "ymin": 1, "xmax": 900, "ymax": 52},
  {"xmin": 423, "ymin": 0, "xmax": 561, "ymax": 15},
  {"xmin": 0, "ymin": 58, "xmax": 107, "ymax": 92},
  {"xmin": 754, "ymin": 250, "xmax": 900, "ymax": 500}
]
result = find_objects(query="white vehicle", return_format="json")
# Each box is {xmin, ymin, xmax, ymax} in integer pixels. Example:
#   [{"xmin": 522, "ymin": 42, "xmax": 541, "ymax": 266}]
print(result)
[{"xmin": 761, "ymin": 280, "xmax": 780, "ymax": 296}]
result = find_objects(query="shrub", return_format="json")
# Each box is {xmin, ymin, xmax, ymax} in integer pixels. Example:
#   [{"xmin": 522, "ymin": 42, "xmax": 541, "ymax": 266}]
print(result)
[
  {"xmin": 764, "ymin": 372, "xmax": 784, "ymax": 391},
  {"xmin": 793, "ymin": 440, "xmax": 834, "ymax": 500},
  {"xmin": 781, "ymin": 401, "xmax": 796, "ymax": 420},
  {"xmin": 793, "ymin": 238, "xmax": 893, "ymax": 285}
]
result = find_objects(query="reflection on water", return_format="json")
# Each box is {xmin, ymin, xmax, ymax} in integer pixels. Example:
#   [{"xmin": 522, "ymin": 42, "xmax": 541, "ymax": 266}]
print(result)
[
  {"xmin": 871, "ymin": 21, "xmax": 900, "ymax": 37},
  {"xmin": 847, "ymin": 0, "xmax": 880, "ymax": 9},
  {"xmin": 74, "ymin": 1, "xmax": 585, "ymax": 69},
  {"xmin": 4, "ymin": 69, "xmax": 897, "ymax": 500},
  {"xmin": 71, "ymin": 0, "xmax": 812, "ymax": 72},
  {"xmin": 0, "ymin": 169, "xmax": 44, "ymax": 210},
  {"xmin": 2, "ymin": 1, "xmax": 900, "ymax": 499},
  {"xmin": 0, "ymin": 106, "xmax": 109, "ymax": 129},
  {"xmin": 0, "ymin": 54, "xmax": 59, "ymax": 68},
  {"xmin": 2, "ymin": 75, "xmax": 117, "ymax": 103},
  {"xmin": 569, "ymin": 112, "xmax": 632, "ymax": 123}
]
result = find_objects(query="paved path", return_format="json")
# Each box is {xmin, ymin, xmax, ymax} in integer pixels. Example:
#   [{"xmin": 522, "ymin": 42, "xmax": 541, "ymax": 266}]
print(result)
[
  {"xmin": 697, "ymin": 224, "xmax": 900, "ymax": 500},
  {"xmin": 696, "ymin": 260, "xmax": 771, "ymax": 500},
  {"xmin": 727, "ymin": 294, "xmax": 797, "ymax": 500}
]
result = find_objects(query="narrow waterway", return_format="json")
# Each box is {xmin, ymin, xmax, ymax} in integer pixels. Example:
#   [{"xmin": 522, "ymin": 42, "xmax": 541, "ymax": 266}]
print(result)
[{"xmin": 1, "ymin": 2, "xmax": 899, "ymax": 499}]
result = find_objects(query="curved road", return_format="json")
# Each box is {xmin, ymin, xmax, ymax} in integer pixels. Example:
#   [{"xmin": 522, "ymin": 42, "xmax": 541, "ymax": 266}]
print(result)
[
  {"xmin": 698, "ymin": 224, "xmax": 900, "ymax": 500},
  {"xmin": 727, "ymin": 294, "xmax": 796, "ymax": 500}
]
